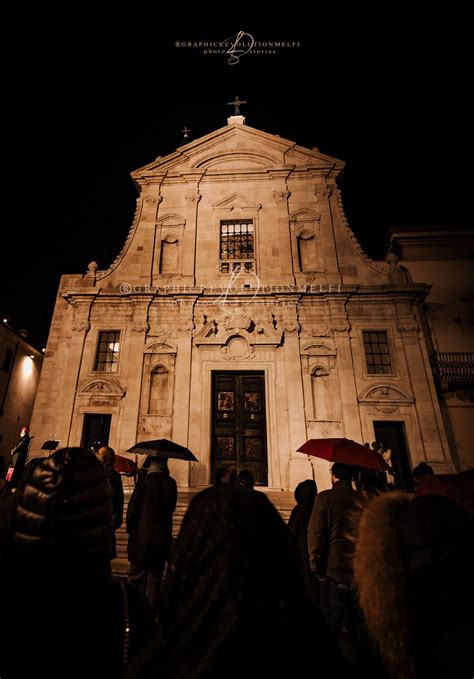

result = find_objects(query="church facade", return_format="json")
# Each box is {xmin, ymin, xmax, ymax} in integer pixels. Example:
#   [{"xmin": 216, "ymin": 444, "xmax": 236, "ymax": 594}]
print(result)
[{"xmin": 29, "ymin": 117, "xmax": 455, "ymax": 490}]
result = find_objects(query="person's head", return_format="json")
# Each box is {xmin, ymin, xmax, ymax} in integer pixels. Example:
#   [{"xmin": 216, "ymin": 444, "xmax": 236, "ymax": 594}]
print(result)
[
  {"xmin": 294, "ymin": 479, "xmax": 317, "ymax": 504},
  {"xmin": 148, "ymin": 456, "xmax": 169, "ymax": 474},
  {"xmin": 412, "ymin": 461, "xmax": 434, "ymax": 487},
  {"xmin": 214, "ymin": 466, "xmax": 237, "ymax": 484},
  {"xmin": 97, "ymin": 445, "xmax": 115, "ymax": 466},
  {"xmin": 330, "ymin": 462, "xmax": 353, "ymax": 484},
  {"xmin": 237, "ymin": 469, "xmax": 254, "ymax": 490},
  {"xmin": 14, "ymin": 447, "xmax": 113, "ymax": 578},
  {"xmin": 20, "ymin": 426, "xmax": 29, "ymax": 437}
]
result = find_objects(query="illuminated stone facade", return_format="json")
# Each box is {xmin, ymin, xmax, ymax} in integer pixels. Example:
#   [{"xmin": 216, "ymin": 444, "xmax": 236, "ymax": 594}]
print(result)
[{"xmin": 29, "ymin": 119, "xmax": 456, "ymax": 490}]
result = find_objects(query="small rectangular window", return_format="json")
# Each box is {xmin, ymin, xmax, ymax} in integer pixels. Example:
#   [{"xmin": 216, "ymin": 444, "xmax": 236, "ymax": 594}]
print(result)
[
  {"xmin": 363, "ymin": 331, "xmax": 392, "ymax": 374},
  {"xmin": 2, "ymin": 348, "xmax": 13, "ymax": 372},
  {"xmin": 94, "ymin": 331, "xmax": 120, "ymax": 372}
]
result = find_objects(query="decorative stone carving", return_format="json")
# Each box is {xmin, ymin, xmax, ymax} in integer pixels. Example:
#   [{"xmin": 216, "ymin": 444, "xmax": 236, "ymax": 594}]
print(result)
[
  {"xmin": 223, "ymin": 313, "xmax": 251, "ymax": 332},
  {"xmin": 145, "ymin": 195, "xmax": 163, "ymax": 206},
  {"xmin": 220, "ymin": 336, "xmax": 255, "ymax": 361},
  {"xmin": 282, "ymin": 320, "xmax": 301, "ymax": 336},
  {"xmin": 273, "ymin": 190, "xmax": 291, "ymax": 203},
  {"xmin": 132, "ymin": 322, "xmax": 150, "ymax": 334},
  {"xmin": 311, "ymin": 325, "xmax": 332, "ymax": 337},
  {"xmin": 397, "ymin": 322, "xmax": 420, "ymax": 336},
  {"xmin": 331, "ymin": 324, "xmax": 351, "ymax": 335},
  {"xmin": 78, "ymin": 379, "xmax": 126, "ymax": 400},
  {"xmin": 358, "ymin": 384, "xmax": 414, "ymax": 405},
  {"xmin": 185, "ymin": 193, "xmax": 202, "ymax": 204},
  {"xmin": 375, "ymin": 406, "xmax": 398, "ymax": 414},
  {"xmin": 314, "ymin": 187, "xmax": 333, "ymax": 201},
  {"xmin": 72, "ymin": 321, "xmax": 90, "ymax": 333}
]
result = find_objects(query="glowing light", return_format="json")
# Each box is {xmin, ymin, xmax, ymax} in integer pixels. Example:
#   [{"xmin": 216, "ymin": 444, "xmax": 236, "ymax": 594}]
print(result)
[
  {"xmin": 2, "ymin": 318, "xmax": 8, "ymax": 323},
  {"xmin": 29, "ymin": 354, "xmax": 35, "ymax": 359},
  {"xmin": 22, "ymin": 356, "xmax": 34, "ymax": 378}
]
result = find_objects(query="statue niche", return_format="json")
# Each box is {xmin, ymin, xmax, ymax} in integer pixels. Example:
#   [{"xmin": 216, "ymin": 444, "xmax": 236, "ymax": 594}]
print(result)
[
  {"xmin": 289, "ymin": 209, "xmax": 324, "ymax": 275},
  {"xmin": 160, "ymin": 235, "xmax": 179, "ymax": 274},
  {"xmin": 148, "ymin": 365, "xmax": 169, "ymax": 415}
]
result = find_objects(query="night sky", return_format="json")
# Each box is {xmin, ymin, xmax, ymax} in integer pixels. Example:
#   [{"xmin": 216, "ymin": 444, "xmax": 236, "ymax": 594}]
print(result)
[{"xmin": 2, "ymin": 14, "xmax": 472, "ymax": 349}]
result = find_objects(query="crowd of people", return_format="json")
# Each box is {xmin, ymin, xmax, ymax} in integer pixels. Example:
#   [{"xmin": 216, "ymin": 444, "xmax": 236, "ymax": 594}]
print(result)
[{"xmin": 0, "ymin": 430, "xmax": 473, "ymax": 678}]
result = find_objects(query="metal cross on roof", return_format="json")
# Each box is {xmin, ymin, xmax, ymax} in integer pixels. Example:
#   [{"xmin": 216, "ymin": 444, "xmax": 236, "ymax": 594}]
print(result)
[
  {"xmin": 182, "ymin": 126, "xmax": 190, "ymax": 139},
  {"xmin": 227, "ymin": 96, "xmax": 247, "ymax": 115}
]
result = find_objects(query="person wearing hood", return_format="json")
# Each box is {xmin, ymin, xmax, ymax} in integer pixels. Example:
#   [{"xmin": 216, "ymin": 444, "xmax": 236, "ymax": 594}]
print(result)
[{"xmin": 127, "ymin": 456, "xmax": 177, "ymax": 614}]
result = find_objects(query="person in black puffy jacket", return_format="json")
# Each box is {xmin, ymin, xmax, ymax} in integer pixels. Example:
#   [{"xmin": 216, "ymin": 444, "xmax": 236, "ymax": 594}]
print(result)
[{"xmin": 0, "ymin": 447, "xmax": 155, "ymax": 679}]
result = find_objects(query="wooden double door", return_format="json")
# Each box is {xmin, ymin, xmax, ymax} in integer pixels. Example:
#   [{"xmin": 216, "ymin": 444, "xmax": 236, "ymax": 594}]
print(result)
[{"xmin": 211, "ymin": 371, "xmax": 268, "ymax": 486}]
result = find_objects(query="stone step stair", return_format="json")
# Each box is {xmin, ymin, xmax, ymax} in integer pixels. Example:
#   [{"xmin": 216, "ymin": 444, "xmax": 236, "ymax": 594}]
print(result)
[{"xmin": 111, "ymin": 480, "xmax": 295, "ymax": 579}]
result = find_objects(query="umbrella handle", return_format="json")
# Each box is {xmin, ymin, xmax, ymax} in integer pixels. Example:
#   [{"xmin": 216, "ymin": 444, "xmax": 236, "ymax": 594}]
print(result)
[{"xmin": 308, "ymin": 455, "xmax": 316, "ymax": 482}]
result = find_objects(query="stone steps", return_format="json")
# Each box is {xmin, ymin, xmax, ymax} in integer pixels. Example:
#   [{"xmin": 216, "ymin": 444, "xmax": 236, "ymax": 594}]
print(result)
[{"xmin": 111, "ymin": 482, "xmax": 295, "ymax": 579}]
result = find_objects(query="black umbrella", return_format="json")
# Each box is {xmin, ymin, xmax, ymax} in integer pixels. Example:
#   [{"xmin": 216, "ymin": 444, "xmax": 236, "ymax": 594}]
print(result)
[{"xmin": 127, "ymin": 439, "xmax": 198, "ymax": 462}]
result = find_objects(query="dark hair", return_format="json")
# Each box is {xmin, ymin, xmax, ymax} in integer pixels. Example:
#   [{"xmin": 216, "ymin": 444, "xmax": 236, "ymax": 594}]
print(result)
[
  {"xmin": 412, "ymin": 462, "xmax": 434, "ymax": 480},
  {"xmin": 214, "ymin": 466, "xmax": 237, "ymax": 484},
  {"xmin": 331, "ymin": 462, "xmax": 354, "ymax": 481},
  {"xmin": 237, "ymin": 469, "xmax": 254, "ymax": 490}
]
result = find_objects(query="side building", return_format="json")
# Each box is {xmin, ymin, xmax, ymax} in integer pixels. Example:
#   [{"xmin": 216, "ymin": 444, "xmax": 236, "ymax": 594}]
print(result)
[
  {"xmin": 29, "ymin": 116, "xmax": 455, "ymax": 491},
  {"xmin": 389, "ymin": 225, "xmax": 474, "ymax": 472},
  {"xmin": 0, "ymin": 323, "xmax": 43, "ymax": 471}
]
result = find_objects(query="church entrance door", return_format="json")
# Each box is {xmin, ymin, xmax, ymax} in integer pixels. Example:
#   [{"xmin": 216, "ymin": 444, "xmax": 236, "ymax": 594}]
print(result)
[{"xmin": 211, "ymin": 371, "xmax": 268, "ymax": 485}]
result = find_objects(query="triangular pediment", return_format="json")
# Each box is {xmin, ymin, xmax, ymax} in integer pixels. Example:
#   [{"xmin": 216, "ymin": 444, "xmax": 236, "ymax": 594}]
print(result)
[
  {"xmin": 132, "ymin": 123, "xmax": 343, "ymax": 182},
  {"xmin": 213, "ymin": 193, "xmax": 262, "ymax": 212}
]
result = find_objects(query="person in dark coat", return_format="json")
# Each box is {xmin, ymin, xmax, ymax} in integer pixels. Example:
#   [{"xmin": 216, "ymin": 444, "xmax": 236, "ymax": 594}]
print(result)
[
  {"xmin": 288, "ymin": 478, "xmax": 319, "ymax": 604},
  {"xmin": 127, "ymin": 456, "xmax": 177, "ymax": 613},
  {"xmin": 307, "ymin": 462, "xmax": 360, "ymax": 634},
  {"xmin": 4, "ymin": 425, "xmax": 32, "ymax": 492},
  {"xmin": 98, "ymin": 445, "xmax": 124, "ymax": 558},
  {"xmin": 126, "ymin": 482, "xmax": 341, "ymax": 679},
  {"xmin": 1, "ymin": 447, "xmax": 155, "ymax": 679}
]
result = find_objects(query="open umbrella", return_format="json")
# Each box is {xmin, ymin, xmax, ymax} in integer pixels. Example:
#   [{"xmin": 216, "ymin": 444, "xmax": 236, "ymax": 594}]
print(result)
[
  {"xmin": 127, "ymin": 439, "xmax": 198, "ymax": 462},
  {"xmin": 297, "ymin": 438, "xmax": 390, "ymax": 471},
  {"xmin": 114, "ymin": 453, "xmax": 139, "ymax": 476}
]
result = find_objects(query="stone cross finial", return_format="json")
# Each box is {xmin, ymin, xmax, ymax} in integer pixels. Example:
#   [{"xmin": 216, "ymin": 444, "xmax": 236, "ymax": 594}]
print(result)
[{"xmin": 227, "ymin": 96, "xmax": 247, "ymax": 115}]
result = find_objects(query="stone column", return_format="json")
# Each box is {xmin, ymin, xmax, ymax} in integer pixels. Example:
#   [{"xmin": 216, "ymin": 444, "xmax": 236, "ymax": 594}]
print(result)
[
  {"xmin": 273, "ymin": 188, "xmax": 295, "ymax": 285},
  {"xmin": 280, "ymin": 301, "xmax": 311, "ymax": 488},
  {"xmin": 170, "ymin": 296, "xmax": 197, "ymax": 486},
  {"xmin": 115, "ymin": 298, "xmax": 150, "ymax": 452},
  {"xmin": 328, "ymin": 298, "xmax": 363, "ymax": 442},
  {"xmin": 316, "ymin": 186, "xmax": 342, "ymax": 285},
  {"xmin": 182, "ymin": 181, "xmax": 203, "ymax": 284},
  {"xmin": 396, "ymin": 314, "xmax": 453, "ymax": 470}
]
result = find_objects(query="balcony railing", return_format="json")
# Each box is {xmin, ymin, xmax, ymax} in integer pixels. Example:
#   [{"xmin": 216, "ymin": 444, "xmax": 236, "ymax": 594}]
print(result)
[{"xmin": 430, "ymin": 351, "xmax": 474, "ymax": 389}]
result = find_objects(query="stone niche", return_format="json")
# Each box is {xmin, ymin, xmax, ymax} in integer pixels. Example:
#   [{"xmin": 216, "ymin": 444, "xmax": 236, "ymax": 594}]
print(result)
[
  {"xmin": 289, "ymin": 209, "xmax": 325, "ymax": 279},
  {"xmin": 300, "ymin": 340, "xmax": 342, "ymax": 433},
  {"xmin": 138, "ymin": 341, "xmax": 177, "ymax": 437},
  {"xmin": 154, "ymin": 214, "xmax": 186, "ymax": 283}
]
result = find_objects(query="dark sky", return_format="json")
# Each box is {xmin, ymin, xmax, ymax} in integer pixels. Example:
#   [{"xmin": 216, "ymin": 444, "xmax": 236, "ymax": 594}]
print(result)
[{"xmin": 1, "ymin": 14, "xmax": 472, "ymax": 349}]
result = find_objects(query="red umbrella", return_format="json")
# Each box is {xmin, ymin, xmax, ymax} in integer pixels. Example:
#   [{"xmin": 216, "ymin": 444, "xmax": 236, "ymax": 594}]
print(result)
[
  {"xmin": 297, "ymin": 438, "xmax": 390, "ymax": 471},
  {"xmin": 114, "ymin": 453, "xmax": 139, "ymax": 476}
]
